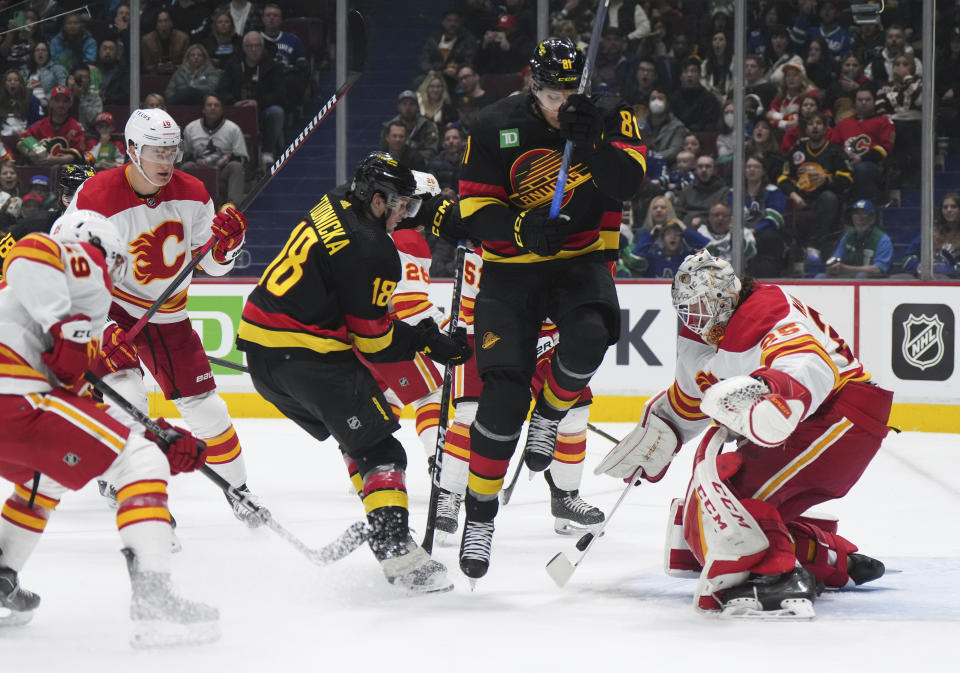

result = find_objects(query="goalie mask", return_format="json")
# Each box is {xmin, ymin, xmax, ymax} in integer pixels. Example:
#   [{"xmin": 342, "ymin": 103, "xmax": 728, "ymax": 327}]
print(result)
[
  {"xmin": 672, "ymin": 249, "xmax": 741, "ymax": 346},
  {"xmin": 50, "ymin": 210, "xmax": 128, "ymax": 285},
  {"xmin": 351, "ymin": 152, "xmax": 421, "ymax": 222}
]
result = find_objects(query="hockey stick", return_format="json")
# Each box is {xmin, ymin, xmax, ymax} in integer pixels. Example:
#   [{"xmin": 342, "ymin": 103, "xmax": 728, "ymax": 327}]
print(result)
[
  {"xmin": 125, "ymin": 9, "xmax": 368, "ymax": 341},
  {"xmin": 421, "ymin": 243, "xmax": 468, "ymax": 553},
  {"xmin": 499, "ymin": 452, "xmax": 526, "ymax": 505},
  {"xmin": 83, "ymin": 371, "xmax": 371, "ymax": 566},
  {"xmin": 587, "ymin": 422, "xmax": 620, "ymax": 445},
  {"xmin": 208, "ymin": 355, "xmax": 249, "ymax": 373},
  {"xmin": 547, "ymin": 0, "xmax": 611, "ymax": 218},
  {"xmin": 545, "ymin": 473, "xmax": 639, "ymax": 587}
]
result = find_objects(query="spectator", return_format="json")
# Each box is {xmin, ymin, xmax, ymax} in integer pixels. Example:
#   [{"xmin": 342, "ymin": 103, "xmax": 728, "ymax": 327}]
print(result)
[
  {"xmin": 593, "ymin": 26, "xmax": 630, "ymax": 94},
  {"xmin": 778, "ymin": 110, "xmax": 852, "ymax": 262},
  {"xmin": 0, "ymin": 9, "xmax": 40, "ymax": 72},
  {"xmin": 669, "ymin": 58, "xmax": 720, "ymax": 132},
  {"xmin": 682, "ymin": 132, "xmax": 701, "ymax": 157},
  {"xmin": 639, "ymin": 89, "xmax": 688, "ymax": 166},
  {"xmin": 0, "ymin": 160, "xmax": 22, "ymax": 228},
  {"xmin": 641, "ymin": 194, "xmax": 679, "ymax": 232},
  {"xmin": 806, "ymin": 0, "xmax": 851, "ymax": 61},
  {"xmin": 142, "ymin": 9, "xmax": 190, "ymax": 75},
  {"xmin": 700, "ymin": 31, "xmax": 733, "ymax": 101},
  {"xmin": 803, "ymin": 36, "xmax": 837, "ymax": 93},
  {"xmin": 698, "ymin": 200, "xmax": 756, "ymax": 264},
  {"xmin": 92, "ymin": 39, "xmax": 129, "ymax": 105},
  {"xmin": 622, "ymin": 218, "xmax": 709, "ymax": 278},
  {"xmin": 654, "ymin": 31, "xmax": 694, "ymax": 93},
  {"xmin": 737, "ymin": 154, "xmax": 788, "ymax": 278},
  {"xmin": 204, "ymin": 9, "xmax": 242, "ymax": 71},
  {"xmin": 832, "ymin": 85, "xmax": 894, "ymax": 204},
  {"xmin": 552, "ymin": 18, "xmax": 588, "ymax": 53},
  {"xmin": 26, "ymin": 173, "xmax": 56, "ymax": 210},
  {"xmin": 876, "ymin": 53, "xmax": 922, "ymax": 187},
  {"xmin": 381, "ymin": 121, "xmax": 426, "ymax": 172},
  {"xmin": 427, "ymin": 124, "xmax": 465, "ymax": 195},
  {"xmin": 935, "ymin": 26, "xmax": 960, "ymax": 142},
  {"xmin": 744, "ymin": 53, "xmax": 777, "ymax": 110},
  {"xmin": 779, "ymin": 92, "xmax": 835, "ymax": 155},
  {"xmin": 865, "ymin": 25, "xmax": 921, "ymax": 86},
  {"xmin": 748, "ymin": 3, "xmax": 787, "ymax": 56},
  {"xmin": 461, "ymin": 0, "xmax": 499, "ymax": 41},
  {"xmin": 901, "ymin": 192, "xmax": 960, "ymax": 278},
  {"xmin": 637, "ymin": 16, "xmax": 669, "ymax": 60},
  {"xmin": 182, "ymin": 93, "xmax": 248, "ymax": 206},
  {"xmin": 420, "ymin": 9, "xmax": 478, "ymax": 79},
  {"xmin": 825, "ymin": 52, "xmax": 868, "ymax": 116},
  {"xmin": 381, "ymin": 89, "xmax": 440, "ymax": 165},
  {"xmin": 220, "ymin": 0, "xmax": 263, "ymax": 37},
  {"xmin": 825, "ymin": 200, "xmax": 891, "ymax": 278},
  {"xmin": 218, "ymin": 31, "xmax": 286, "ymax": 165},
  {"xmin": 143, "ymin": 91, "xmax": 167, "ymax": 109},
  {"xmin": 768, "ymin": 63, "xmax": 818, "ymax": 134},
  {"xmin": 745, "ymin": 118, "xmax": 784, "ymax": 183},
  {"xmin": 1, "ymin": 69, "xmax": 42, "ymax": 136},
  {"xmin": 16, "ymin": 191, "xmax": 45, "ymax": 224},
  {"xmin": 766, "ymin": 24, "xmax": 803, "ymax": 87},
  {"xmin": 476, "ymin": 13, "xmax": 533, "ymax": 75},
  {"xmin": 716, "ymin": 100, "xmax": 736, "ymax": 165},
  {"xmin": 105, "ymin": 3, "xmax": 131, "ymax": 54},
  {"xmin": 165, "ymin": 43, "xmax": 221, "ymax": 105},
  {"xmin": 261, "ymin": 2, "xmax": 309, "ymax": 109},
  {"xmin": 623, "ymin": 57, "xmax": 660, "ymax": 116},
  {"xmin": 676, "ymin": 154, "xmax": 728, "ymax": 228},
  {"xmin": 49, "ymin": 13, "xmax": 97, "ymax": 72},
  {"xmin": 417, "ymin": 71, "xmax": 458, "ymax": 129},
  {"xmin": 17, "ymin": 85, "xmax": 87, "ymax": 165},
  {"xmin": 656, "ymin": 150, "xmax": 696, "ymax": 200},
  {"xmin": 454, "ymin": 64, "xmax": 496, "ymax": 111},
  {"xmin": 455, "ymin": 98, "xmax": 481, "ymax": 134},
  {"xmin": 31, "ymin": 0, "xmax": 61, "ymax": 44},
  {"xmin": 170, "ymin": 0, "xmax": 214, "ymax": 43},
  {"xmin": 67, "ymin": 65, "xmax": 103, "ymax": 133},
  {"xmin": 0, "ymin": 160, "xmax": 20, "ymax": 197},
  {"xmin": 20, "ymin": 41, "xmax": 67, "ymax": 107},
  {"xmin": 86, "ymin": 111, "xmax": 126, "ymax": 170}
]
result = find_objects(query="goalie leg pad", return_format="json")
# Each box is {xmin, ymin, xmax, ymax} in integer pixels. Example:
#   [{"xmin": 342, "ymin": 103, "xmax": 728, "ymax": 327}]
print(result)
[
  {"xmin": 664, "ymin": 498, "xmax": 702, "ymax": 577},
  {"xmin": 594, "ymin": 392, "xmax": 680, "ymax": 481},
  {"xmin": 788, "ymin": 517, "xmax": 859, "ymax": 588}
]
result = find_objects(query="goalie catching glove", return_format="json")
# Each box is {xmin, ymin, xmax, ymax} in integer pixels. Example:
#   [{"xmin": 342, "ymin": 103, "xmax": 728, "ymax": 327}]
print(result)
[
  {"xmin": 593, "ymin": 392, "xmax": 680, "ymax": 481},
  {"xmin": 700, "ymin": 368, "xmax": 812, "ymax": 448},
  {"xmin": 416, "ymin": 319, "xmax": 472, "ymax": 366},
  {"xmin": 211, "ymin": 204, "xmax": 247, "ymax": 263},
  {"xmin": 145, "ymin": 418, "xmax": 208, "ymax": 475},
  {"xmin": 42, "ymin": 313, "xmax": 96, "ymax": 394},
  {"xmin": 513, "ymin": 208, "xmax": 572, "ymax": 256}
]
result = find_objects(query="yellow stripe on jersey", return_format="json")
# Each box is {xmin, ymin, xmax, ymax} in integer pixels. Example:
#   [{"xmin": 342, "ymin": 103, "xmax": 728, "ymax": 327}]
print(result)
[
  {"xmin": 752, "ymin": 418, "xmax": 853, "ymax": 501},
  {"xmin": 482, "ymin": 238, "xmax": 604, "ymax": 264},
  {"xmin": 1, "ymin": 503, "xmax": 48, "ymax": 532},
  {"xmin": 350, "ymin": 326, "xmax": 396, "ymax": 355},
  {"xmin": 116, "ymin": 506, "xmax": 172, "ymax": 528},
  {"xmin": 468, "ymin": 472, "xmax": 503, "ymax": 497},
  {"xmin": 599, "ymin": 228, "xmax": 620, "ymax": 251},
  {"xmin": 762, "ymin": 335, "xmax": 840, "ymax": 387},
  {"xmin": 33, "ymin": 394, "xmax": 126, "ymax": 451},
  {"xmin": 362, "ymin": 489, "xmax": 408, "ymax": 513},
  {"xmin": 4, "ymin": 241, "xmax": 65, "ymax": 274},
  {"xmin": 116, "ymin": 480, "xmax": 168, "ymax": 501},
  {"xmin": 459, "ymin": 195, "xmax": 508, "ymax": 218},
  {"xmin": 392, "ymin": 297, "xmax": 433, "ymax": 320},
  {"xmin": 13, "ymin": 484, "xmax": 60, "ymax": 510},
  {"xmin": 237, "ymin": 320, "xmax": 354, "ymax": 353},
  {"xmin": 0, "ymin": 345, "xmax": 48, "ymax": 382}
]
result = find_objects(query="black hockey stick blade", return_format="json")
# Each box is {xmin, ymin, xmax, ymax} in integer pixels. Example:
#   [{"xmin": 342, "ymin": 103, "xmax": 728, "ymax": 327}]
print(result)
[
  {"xmin": 500, "ymin": 452, "xmax": 526, "ymax": 505},
  {"xmin": 208, "ymin": 355, "xmax": 249, "ymax": 373}
]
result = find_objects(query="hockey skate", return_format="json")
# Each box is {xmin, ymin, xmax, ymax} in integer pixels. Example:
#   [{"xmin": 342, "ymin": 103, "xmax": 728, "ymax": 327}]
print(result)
[
  {"xmin": 435, "ymin": 488, "xmax": 462, "ymax": 537},
  {"xmin": 459, "ymin": 518, "xmax": 495, "ymax": 583},
  {"xmin": 720, "ymin": 567, "xmax": 817, "ymax": 620},
  {"xmin": 847, "ymin": 552, "xmax": 885, "ymax": 586},
  {"xmin": 380, "ymin": 538, "xmax": 453, "ymax": 594},
  {"xmin": 550, "ymin": 488, "xmax": 605, "ymax": 535},
  {"xmin": 523, "ymin": 409, "xmax": 560, "ymax": 472},
  {"xmin": 122, "ymin": 548, "xmax": 220, "ymax": 648},
  {"xmin": 224, "ymin": 483, "xmax": 269, "ymax": 528},
  {"xmin": 0, "ymin": 552, "xmax": 40, "ymax": 627}
]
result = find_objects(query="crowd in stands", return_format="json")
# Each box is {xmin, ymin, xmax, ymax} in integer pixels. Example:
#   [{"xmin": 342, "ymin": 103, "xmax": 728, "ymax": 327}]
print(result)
[
  {"xmin": 380, "ymin": 0, "xmax": 960, "ymax": 280},
  {"xmin": 0, "ymin": 0, "xmax": 322, "ymax": 225}
]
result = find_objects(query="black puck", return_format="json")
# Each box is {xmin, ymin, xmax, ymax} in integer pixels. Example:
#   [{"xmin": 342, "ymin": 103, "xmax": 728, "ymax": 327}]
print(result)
[{"xmin": 576, "ymin": 532, "xmax": 593, "ymax": 551}]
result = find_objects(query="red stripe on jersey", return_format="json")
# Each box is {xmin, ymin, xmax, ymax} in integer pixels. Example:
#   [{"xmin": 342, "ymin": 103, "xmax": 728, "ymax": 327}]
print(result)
[
  {"xmin": 242, "ymin": 301, "xmax": 350, "ymax": 341},
  {"xmin": 391, "ymin": 228, "xmax": 431, "ymax": 257},
  {"xmin": 344, "ymin": 312, "xmax": 393, "ymax": 340},
  {"xmin": 459, "ymin": 179, "xmax": 509, "ymax": 199},
  {"xmin": 610, "ymin": 140, "xmax": 648, "ymax": 158},
  {"xmin": 470, "ymin": 453, "xmax": 510, "ymax": 480},
  {"xmin": 720, "ymin": 285, "xmax": 791, "ymax": 354}
]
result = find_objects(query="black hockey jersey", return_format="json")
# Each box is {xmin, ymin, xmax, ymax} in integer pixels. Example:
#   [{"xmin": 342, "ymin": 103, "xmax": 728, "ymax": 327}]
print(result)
[
  {"xmin": 458, "ymin": 92, "xmax": 646, "ymax": 264},
  {"xmin": 236, "ymin": 188, "xmax": 422, "ymax": 362},
  {"xmin": 777, "ymin": 140, "xmax": 853, "ymax": 198}
]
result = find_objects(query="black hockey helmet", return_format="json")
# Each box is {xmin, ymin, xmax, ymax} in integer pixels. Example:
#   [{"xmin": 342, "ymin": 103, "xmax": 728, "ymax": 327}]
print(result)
[
  {"xmin": 351, "ymin": 151, "xmax": 418, "ymax": 210},
  {"xmin": 58, "ymin": 164, "xmax": 96, "ymax": 202},
  {"xmin": 530, "ymin": 38, "xmax": 584, "ymax": 91}
]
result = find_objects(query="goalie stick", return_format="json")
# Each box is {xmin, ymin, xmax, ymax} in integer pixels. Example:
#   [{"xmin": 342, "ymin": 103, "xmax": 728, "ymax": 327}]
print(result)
[
  {"xmin": 83, "ymin": 371, "xmax": 371, "ymax": 566},
  {"xmin": 126, "ymin": 9, "xmax": 368, "ymax": 341}
]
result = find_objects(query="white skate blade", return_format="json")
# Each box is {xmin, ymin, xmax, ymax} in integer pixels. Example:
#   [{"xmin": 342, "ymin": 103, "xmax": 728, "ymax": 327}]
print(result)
[
  {"xmin": 545, "ymin": 552, "xmax": 576, "ymax": 587},
  {"xmin": 0, "ymin": 607, "xmax": 35, "ymax": 627},
  {"xmin": 130, "ymin": 619, "xmax": 221, "ymax": 648},
  {"xmin": 553, "ymin": 518, "xmax": 603, "ymax": 536},
  {"xmin": 720, "ymin": 597, "xmax": 816, "ymax": 621}
]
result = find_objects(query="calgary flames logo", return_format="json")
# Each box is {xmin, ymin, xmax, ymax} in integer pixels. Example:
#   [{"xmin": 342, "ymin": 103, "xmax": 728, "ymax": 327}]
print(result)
[
  {"xmin": 130, "ymin": 220, "xmax": 185, "ymax": 284},
  {"xmin": 508, "ymin": 149, "xmax": 591, "ymax": 210}
]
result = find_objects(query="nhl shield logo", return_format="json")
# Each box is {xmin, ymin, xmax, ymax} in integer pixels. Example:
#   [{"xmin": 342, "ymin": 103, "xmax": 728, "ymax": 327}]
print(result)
[{"xmin": 901, "ymin": 314, "xmax": 945, "ymax": 371}]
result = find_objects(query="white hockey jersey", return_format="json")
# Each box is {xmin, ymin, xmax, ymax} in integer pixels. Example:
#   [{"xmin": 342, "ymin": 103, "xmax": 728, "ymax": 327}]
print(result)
[
  {"xmin": 454, "ymin": 245, "xmax": 483, "ymax": 336},
  {"xmin": 651, "ymin": 283, "xmax": 870, "ymax": 442},
  {"xmin": 388, "ymin": 228, "xmax": 448, "ymax": 328},
  {"xmin": 0, "ymin": 234, "xmax": 111, "ymax": 395},
  {"xmin": 65, "ymin": 165, "xmax": 232, "ymax": 324}
]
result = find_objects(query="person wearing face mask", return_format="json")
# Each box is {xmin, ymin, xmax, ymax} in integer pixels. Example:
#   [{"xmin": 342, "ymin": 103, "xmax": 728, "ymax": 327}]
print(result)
[
  {"xmin": 640, "ymin": 89, "xmax": 688, "ymax": 186},
  {"xmin": 237, "ymin": 152, "xmax": 471, "ymax": 594}
]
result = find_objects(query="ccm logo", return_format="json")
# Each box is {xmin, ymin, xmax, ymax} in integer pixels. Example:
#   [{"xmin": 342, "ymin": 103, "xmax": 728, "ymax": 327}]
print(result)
[{"xmin": 195, "ymin": 372, "xmax": 213, "ymax": 383}]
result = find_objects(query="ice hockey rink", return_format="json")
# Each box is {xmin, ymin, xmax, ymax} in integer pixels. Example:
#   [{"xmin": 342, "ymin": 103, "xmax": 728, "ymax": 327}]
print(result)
[{"xmin": 2, "ymin": 419, "xmax": 957, "ymax": 671}]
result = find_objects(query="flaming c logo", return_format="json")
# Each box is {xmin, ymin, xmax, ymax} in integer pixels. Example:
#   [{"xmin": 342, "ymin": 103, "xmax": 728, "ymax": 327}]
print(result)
[{"xmin": 130, "ymin": 220, "xmax": 185, "ymax": 284}]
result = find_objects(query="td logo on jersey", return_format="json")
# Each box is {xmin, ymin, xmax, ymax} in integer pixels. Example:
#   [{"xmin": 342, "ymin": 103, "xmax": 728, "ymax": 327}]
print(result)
[{"xmin": 891, "ymin": 303, "xmax": 954, "ymax": 381}]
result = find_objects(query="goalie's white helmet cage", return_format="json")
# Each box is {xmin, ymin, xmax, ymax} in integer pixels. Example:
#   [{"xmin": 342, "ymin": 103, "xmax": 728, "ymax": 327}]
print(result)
[{"xmin": 671, "ymin": 249, "xmax": 742, "ymax": 346}]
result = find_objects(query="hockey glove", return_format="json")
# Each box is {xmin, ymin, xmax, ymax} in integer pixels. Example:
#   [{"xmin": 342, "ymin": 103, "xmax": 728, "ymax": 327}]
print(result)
[
  {"xmin": 558, "ymin": 93, "xmax": 603, "ymax": 147},
  {"xmin": 513, "ymin": 208, "xmax": 572, "ymax": 256},
  {"xmin": 95, "ymin": 322, "xmax": 139, "ymax": 374},
  {"xmin": 426, "ymin": 195, "xmax": 470, "ymax": 245},
  {"xmin": 42, "ymin": 314, "xmax": 95, "ymax": 392},
  {"xmin": 594, "ymin": 403, "xmax": 681, "ymax": 482},
  {"xmin": 147, "ymin": 418, "xmax": 208, "ymax": 475},
  {"xmin": 417, "ymin": 319, "xmax": 472, "ymax": 366},
  {"xmin": 211, "ymin": 204, "xmax": 247, "ymax": 263}
]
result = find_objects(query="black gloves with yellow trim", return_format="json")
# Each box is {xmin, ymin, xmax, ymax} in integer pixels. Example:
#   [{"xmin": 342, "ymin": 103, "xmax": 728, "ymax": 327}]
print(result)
[
  {"xmin": 513, "ymin": 208, "xmax": 572, "ymax": 256},
  {"xmin": 416, "ymin": 319, "xmax": 472, "ymax": 366}
]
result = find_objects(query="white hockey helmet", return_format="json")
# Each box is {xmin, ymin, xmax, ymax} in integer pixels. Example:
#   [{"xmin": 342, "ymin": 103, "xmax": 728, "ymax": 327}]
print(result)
[
  {"xmin": 50, "ymin": 210, "xmax": 128, "ymax": 284},
  {"xmin": 125, "ymin": 108, "xmax": 182, "ymax": 165},
  {"xmin": 411, "ymin": 170, "xmax": 441, "ymax": 199},
  {"xmin": 671, "ymin": 249, "xmax": 742, "ymax": 346}
]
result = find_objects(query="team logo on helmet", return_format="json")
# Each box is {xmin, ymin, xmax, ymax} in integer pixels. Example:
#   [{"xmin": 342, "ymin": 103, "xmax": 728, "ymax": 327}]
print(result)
[
  {"xmin": 130, "ymin": 220, "xmax": 185, "ymax": 283},
  {"xmin": 508, "ymin": 148, "xmax": 590, "ymax": 209},
  {"xmin": 901, "ymin": 313, "xmax": 945, "ymax": 371}
]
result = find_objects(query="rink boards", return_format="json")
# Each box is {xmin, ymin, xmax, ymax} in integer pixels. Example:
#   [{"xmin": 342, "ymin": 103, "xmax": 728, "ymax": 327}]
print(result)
[{"xmin": 147, "ymin": 279, "xmax": 960, "ymax": 432}]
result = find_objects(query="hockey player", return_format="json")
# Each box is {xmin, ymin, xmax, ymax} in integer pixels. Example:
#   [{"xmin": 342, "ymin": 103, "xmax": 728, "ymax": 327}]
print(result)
[
  {"xmin": 64, "ymin": 108, "xmax": 266, "ymax": 526},
  {"xmin": 595, "ymin": 250, "xmax": 889, "ymax": 619},
  {"xmin": 0, "ymin": 211, "xmax": 216, "ymax": 645},
  {"xmin": 455, "ymin": 37, "xmax": 646, "ymax": 579},
  {"xmin": 235, "ymin": 152, "xmax": 471, "ymax": 593},
  {"xmin": 57, "ymin": 164, "xmax": 96, "ymax": 212}
]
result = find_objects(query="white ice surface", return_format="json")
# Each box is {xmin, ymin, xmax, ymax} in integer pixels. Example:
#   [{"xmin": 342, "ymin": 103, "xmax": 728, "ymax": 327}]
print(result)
[{"xmin": 2, "ymin": 421, "xmax": 958, "ymax": 671}]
